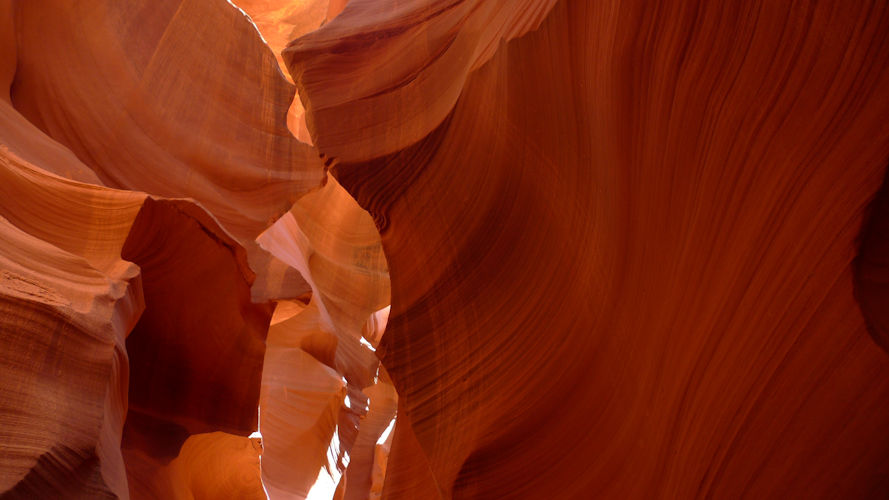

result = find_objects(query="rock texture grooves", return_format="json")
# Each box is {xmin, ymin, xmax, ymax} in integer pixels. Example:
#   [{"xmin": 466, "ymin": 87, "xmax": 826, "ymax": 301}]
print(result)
[
  {"xmin": 290, "ymin": 0, "xmax": 889, "ymax": 498},
  {"xmin": 0, "ymin": 149, "xmax": 269, "ymax": 499},
  {"xmin": 10, "ymin": 0, "xmax": 326, "ymax": 301},
  {"xmin": 3, "ymin": 0, "xmax": 889, "ymax": 498},
  {"xmin": 257, "ymin": 173, "xmax": 392, "ymax": 499},
  {"xmin": 0, "ymin": 0, "xmax": 314, "ymax": 497}
]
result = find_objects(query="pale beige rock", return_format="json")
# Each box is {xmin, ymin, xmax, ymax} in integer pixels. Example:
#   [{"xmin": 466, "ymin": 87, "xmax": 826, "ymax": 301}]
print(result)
[
  {"xmin": 259, "ymin": 300, "xmax": 346, "ymax": 499},
  {"xmin": 257, "ymin": 173, "xmax": 392, "ymax": 498},
  {"xmin": 259, "ymin": 174, "xmax": 389, "ymax": 389},
  {"xmin": 343, "ymin": 375, "xmax": 397, "ymax": 500}
]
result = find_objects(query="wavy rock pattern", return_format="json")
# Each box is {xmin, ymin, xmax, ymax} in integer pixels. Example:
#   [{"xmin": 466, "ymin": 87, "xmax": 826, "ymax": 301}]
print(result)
[
  {"xmin": 4, "ymin": 0, "xmax": 889, "ymax": 498},
  {"xmin": 258, "ymin": 298, "xmax": 347, "ymax": 499},
  {"xmin": 124, "ymin": 432, "xmax": 265, "ymax": 500},
  {"xmin": 232, "ymin": 0, "xmax": 335, "ymax": 145},
  {"xmin": 0, "ymin": 147, "xmax": 269, "ymax": 499},
  {"xmin": 285, "ymin": 0, "xmax": 559, "ymax": 163},
  {"xmin": 0, "ymin": 149, "xmax": 143, "ymax": 500},
  {"xmin": 119, "ymin": 197, "xmax": 272, "ymax": 462},
  {"xmin": 293, "ymin": 0, "xmax": 889, "ymax": 498},
  {"xmin": 0, "ymin": 212, "xmax": 136, "ymax": 500},
  {"xmin": 1, "ymin": 0, "xmax": 282, "ymax": 498},
  {"xmin": 11, "ymin": 0, "xmax": 326, "ymax": 301},
  {"xmin": 257, "ymin": 174, "xmax": 392, "ymax": 499}
]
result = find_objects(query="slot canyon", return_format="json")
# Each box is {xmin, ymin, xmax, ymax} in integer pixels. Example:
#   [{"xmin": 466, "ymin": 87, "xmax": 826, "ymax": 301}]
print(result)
[{"xmin": 1, "ymin": 0, "xmax": 889, "ymax": 499}]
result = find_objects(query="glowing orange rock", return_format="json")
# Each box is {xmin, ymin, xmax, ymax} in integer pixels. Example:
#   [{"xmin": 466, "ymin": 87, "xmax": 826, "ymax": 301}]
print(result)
[
  {"xmin": 294, "ymin": 0, "xmax": 889, "ymax": 497},
  {"xmin": 10, "ymin": 0, "xmax": 326, "ymax": 301},
  {"xmin": 5, "ymin": 0, "xmax": 889, "ymax": 498},
  {"xmin": 285, "ymin": 0, "xmax": 559, "ymax": 163},
  {"xmin": 0, "ymin": 3, "xmax": 274, "ymax": 493},
  {"xmin": 125, "ymin": 432, "xmax": 265, "ymax": 500}
]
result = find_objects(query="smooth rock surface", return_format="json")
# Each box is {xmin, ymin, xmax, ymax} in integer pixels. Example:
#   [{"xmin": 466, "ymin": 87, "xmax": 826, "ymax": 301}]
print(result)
[
  {"xmin": 3, "ymin": 0, "xmax": 889, "ymax": 498},
  {"xmin": 301, "ymin": 0, "xmax": 889, "ymax": 498}
]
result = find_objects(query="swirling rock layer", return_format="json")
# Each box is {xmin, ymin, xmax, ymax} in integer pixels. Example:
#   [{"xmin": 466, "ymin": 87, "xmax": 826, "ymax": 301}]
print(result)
[
  {"xmin": 257, "ymin": 173, "xmax": 392, "ymax": 499},
  {"xmin": 315, "ymin": 0, "xmax": 889, "ymax": 498},
  {"xmin": 4, "ymin": 0, "xmax": 889, "ymax": 498},
  {"xmin": 0, "ymin": 0, "xmax": 287, "ymax": 497},
  {"xmin": 11, "ymin": 0, "xmax": 325, "ymax": 301},
  {"xmin": 0, "ymin": 147, "xmax": 270, "ymax": 499}
]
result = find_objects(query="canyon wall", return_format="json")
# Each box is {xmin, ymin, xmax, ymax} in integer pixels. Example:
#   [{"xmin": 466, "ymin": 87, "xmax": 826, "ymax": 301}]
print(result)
[
  {"xmin": 293, "ymin": 0, "xmax": 889, "ymax": 498},
  {"xmin": 2, "ymin": 0, "xmax": 889, "ymax": 499}
]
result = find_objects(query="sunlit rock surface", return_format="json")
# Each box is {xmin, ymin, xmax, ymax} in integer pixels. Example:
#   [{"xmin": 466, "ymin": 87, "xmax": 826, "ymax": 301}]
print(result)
[
  {"xmin": 257, "ymin": 174, "xmax": 391, "ymax": 499},
  {"xmin": 0, "ymin": 147, "xmax": 269, "ymax": 499},
  {"xmin": 0, "ymin": 0, "xmax": 295, "ymax": 497},
  {"xmin": 11, "ymin": 0, "xmax": 326, "ymax": 302},
  {"xmin": 3, "ymin": 0, "xmax": 889, "ymax": 498}
]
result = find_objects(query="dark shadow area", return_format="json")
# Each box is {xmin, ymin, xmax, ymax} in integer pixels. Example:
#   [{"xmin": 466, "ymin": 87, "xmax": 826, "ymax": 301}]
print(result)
[{"xmin": 854, "ymin": 164, "xmax": 889, "ymax": 354}]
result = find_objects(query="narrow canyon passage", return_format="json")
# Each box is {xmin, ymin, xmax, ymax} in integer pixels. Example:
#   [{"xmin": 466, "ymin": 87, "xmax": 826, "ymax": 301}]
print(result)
[{"xmin": 1, "ymin": 0, "xmax": 889, "ymax": 499}]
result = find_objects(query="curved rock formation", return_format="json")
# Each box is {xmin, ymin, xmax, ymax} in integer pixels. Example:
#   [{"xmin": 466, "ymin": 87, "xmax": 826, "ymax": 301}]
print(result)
[
  {"xmin": 856, "ymin": 167, "xmax": 889, "ymax": 354},
  {"xmin": 124, "ymin": 432, "xmax": 265, "ymax": 500},
  {"xmin": 11, "ymin": 0, "xmax": 326, "ymax": 300},
  {"xmin": 1, "ymin": 1, "xmax": 279, "ymax": 497},
  {"xmin": 289, "ymin": 0, "xmax": 889, "ymax": 498},
  {"xmin": 257, "ymin": 174, "xmax": 392, "ymax": 499},
  {"xmin": 343, "ymin": 368, "xmax": 397, "ymax": 500},
  {"xmin": 4, "ymin": 0, "xmax": 889, "ymax": 498},
  {"xmin": 259, "ymin": 174, "xmax": 389, "ymax": 388},
  {"xmin": 0, "ymin": 211, "xmax": 137, "ymax": 500},
  {"xmin": 231, "ymin": 0, "xmax": 328, "ymax": 78},
  {"xmin": 120, "ymin": 197, "xmax": 272, "ymax": 460},
  {"xmin": 258, "ymin": 298, "xmax": 347, "ymax": 499},
  {"xmin": 0, "ymin": 147, "xmax": 270, "ymax": 499},
  {"xmin": 285, "ymin": 0, "xmax": 559, "ymax": 163}
]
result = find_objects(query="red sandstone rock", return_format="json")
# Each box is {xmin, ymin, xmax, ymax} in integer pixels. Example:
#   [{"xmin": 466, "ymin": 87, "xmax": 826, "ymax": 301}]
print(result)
[
  {"xmin": 11, "ymin": 0, "xmax": 326, "ymax": 301},
  {"xmin": 4, "ymin": 0, "xmax": 889, "ymax": 498},
  {"xmin": 313, "ymin": 0, "xmax": 889, "ymax": 497},
  {"xmin": 285, "ymin": 0, "xmax": 558, "ymax": 163},
  {"xmin": 124, "ymin": 432, "xmax": 265, "ymax": 500},
  {"xmin": 229, "ymin": 0, "xmax": 329, "ymax": 79},
  {"xmin": 0, "ymin": 147, "xmax": 269, "ymax": 499},
  {"xmin": 0, "ymin": 1, "xmax": 280, "ymax": 497},
  {"xmin": 856, "ymin": 168, "xmax": 889, "ymax": 354}
]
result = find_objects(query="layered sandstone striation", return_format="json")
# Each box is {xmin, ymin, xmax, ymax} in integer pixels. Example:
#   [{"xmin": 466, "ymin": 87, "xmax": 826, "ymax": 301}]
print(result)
[
  {"xmin": 291, "ymin": 0, "xmax": 889, "ymax": 498},
  {"xmin": 0, "ymin": 0, "xmax": 313, "ymax": 497},
  {"xmin": 0, "ymin": 145, "xmax": 270, "ymax": 499},
  {"xmin": 3, "ymin": 0, "xmax": 889, "ymax": 499},
  {"xmin": 257, "ymin": 173, "xmax": 392, "ymax": 499},
  {"xmin": 11, "ymin": 0, "xmax": 326, "ymax": 301}
]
